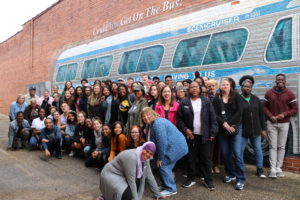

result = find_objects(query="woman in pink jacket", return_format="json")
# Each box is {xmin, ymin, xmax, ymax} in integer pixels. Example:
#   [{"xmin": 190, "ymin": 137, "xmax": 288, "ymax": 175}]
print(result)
[{"xmin": 155, "ymin": 85, "xmax": 179, "ymax": 127}]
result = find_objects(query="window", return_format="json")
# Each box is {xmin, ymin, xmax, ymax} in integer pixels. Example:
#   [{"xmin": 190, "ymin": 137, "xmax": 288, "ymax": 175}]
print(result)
[
  {"xmin": 136, "ymin": 46, "xmax": 164, "ymax": 72},
  {"xmin": 81, "ymin": 55, "xmax": 113, "ymax": 79},
  {"xmin": 118, "ymin": 45, "xmax": 164, "ymax": 74},
  {"xmin": 56, "ymin": 63, "xmax": 78, "ymax": 82},
  {"xmin": 172, "ymin": 35, "xmax": 210, "ymax": 68},
  {"xmin": 266, "ymin": 18, "xmax": 292, "ymax": 62},
  {"xmin": 202, "ymin": 29, "xmax": 248, "ymax": 65}
]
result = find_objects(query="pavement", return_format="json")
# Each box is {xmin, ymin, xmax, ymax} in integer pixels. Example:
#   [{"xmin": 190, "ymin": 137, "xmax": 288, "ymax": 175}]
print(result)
[{"xmin": 0, "ymin": 114, "xmax": 300, "ymax": 200}]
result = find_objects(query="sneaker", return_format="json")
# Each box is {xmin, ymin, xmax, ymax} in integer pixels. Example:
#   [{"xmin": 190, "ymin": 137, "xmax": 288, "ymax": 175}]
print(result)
[
  {"xmin": 69, "ymin": 151, "xmax": 75, "ymax": 157},
  {"xmin": 182, "ymin": 174, "xmax": 188, "ymax": 178},
  {"xmin": 257, "ymin": 168, "xmax": 266, "ymax": 179},
  {"xmin": 276, "ymin": 168, "xmax": 285, "ymax": 177},
  {"xmin": 235, "ymin": 182, "xmax": 244, "ymax": 190},
  {"xmin": 199, "ymin": 176, "xmax": 205, "ymax": 181},
  {"xmin": 269, "ymin": 168, "xmax": 277, "ymax": 179},
  {"xmin": 182, "ymin": 179, "xmax": 196, "ymax": 188},
  {"xmin": 205, "ymin": 180, "xmax": 215, "ymax": 191},
  {"xmin": 223, "ymin": 176, "xmax": 236, "ymax": 183},
  {"xmin": 159, "ymin": 190, "xmax": 177, "ymax": 198},
  {"xmin": 57, "ymin": 153, "xmax": 62, "ymax": 159}
]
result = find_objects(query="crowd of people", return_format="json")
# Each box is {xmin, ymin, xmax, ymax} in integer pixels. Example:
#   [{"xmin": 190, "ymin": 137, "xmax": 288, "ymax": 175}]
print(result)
[{"xmin": 7, "ymin": 72, "xmax": 298, "ymax": 199}]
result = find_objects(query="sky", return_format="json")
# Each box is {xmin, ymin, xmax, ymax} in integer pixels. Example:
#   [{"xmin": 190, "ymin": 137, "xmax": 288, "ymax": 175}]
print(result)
[{"xmin": 0, "ymin": 0, "xmax": 59, "ymax": 43}]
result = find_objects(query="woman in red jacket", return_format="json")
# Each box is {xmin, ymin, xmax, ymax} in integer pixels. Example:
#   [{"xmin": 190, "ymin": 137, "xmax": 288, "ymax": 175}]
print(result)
[{"xmin": 155, "ymin": 85, "xmax": 179, "ymax": 127}]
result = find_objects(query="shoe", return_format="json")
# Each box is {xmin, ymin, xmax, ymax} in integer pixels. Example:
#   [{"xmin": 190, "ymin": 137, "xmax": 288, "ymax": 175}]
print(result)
[
  {"xmin": 69, "ymin": 151, "xmax": 75, "ymax": 157},
  {"xmin": 182, "ymin": 179, "xmax": 196, "ymax": 188},
  {"xmin": 269, "ymin": 168, "xmax": 277, "ymax": 178},
  {"xmin": 57, "ymin": 153, "xmax": 62, "ymax": 159},
  {"xmin": 182, "ymin": 174, "xmax": 187, "ymax": 178},
  {"xmin": 257, "ymin": 168, "xmax": 266, "ymax": 179},
  {"xmin": 199, "ymin": 176, "xmax": 205, "ymax": 181},
  {"xmin": 276, "ymin": 168, "xmax": 285, "ymax": 177},
  {"xmin": 235, "ymin": 182, "xmax": 244, "ymax": 190},
  {"xmin": 214, "ymin": 166, "xmax": 221, "ymax": 174},
  {"xmin": 205, "ymin": 180, "xmax": 215, "ymax": 191},
  {"xmin": 159, "ymin": 190, "xmax": 177, "ymax": 197},
  {"xmin": 223, "ymin": 176, "xmax": 236, "ymax": 183}
]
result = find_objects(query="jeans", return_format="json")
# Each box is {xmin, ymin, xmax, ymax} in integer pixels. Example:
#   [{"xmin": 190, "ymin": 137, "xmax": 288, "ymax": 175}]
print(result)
[
  {"xmin": 42, "ymin": 138, "xmax": 61, "ymax": 155},
  {"xmin": 267, "ymin": 121, "xmax": 290, "ymax": 169},
  {"xmin": 63, "ymin": 136, "xmax": 73, "ymax": 152},
  {"xmin": 29, "ymin": 135, "xmax": 39, "ymax": 148},
  {"xmin": 220, "ymin": 125, "xmax": 247, "ymax": 183},
  {"xmin": 242, "ymin": 135, "xmax": 263, "ymax": 168},
  {"xmin": 84, "ymin": 145, "xmax": 91, "ymax": 156},
  {"xmin": 159, "ymin": 161, "xmax": 177, "ymax": 192}
]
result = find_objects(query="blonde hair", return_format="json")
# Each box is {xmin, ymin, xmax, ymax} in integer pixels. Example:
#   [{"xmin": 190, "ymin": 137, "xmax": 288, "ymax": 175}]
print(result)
[
  {"xmin": 207, "ymin": 79, "xmax": 218, "ymax": 87},
  {"xmin": 16, "ymin": 94, "xmax": 25, "ymax": 103},
  {"xmin": 140, "ymin": 107, "xmax": 160, "ymax": 125}
]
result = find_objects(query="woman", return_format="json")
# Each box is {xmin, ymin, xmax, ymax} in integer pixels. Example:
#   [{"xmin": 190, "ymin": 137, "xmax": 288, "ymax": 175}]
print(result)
[
  {"xmin": 201, "ymin": 85, "xmax": 209, "ymax": 97},
  {"xmin": 88, "ymin": 84, "xmax": 104, "ymax": 120},
  {"xmin": 109, "ymin": 121, "xmax": 127, "ymax": 161},
  {"xmin": 141, "ymin": 107, "xmax": 188, "ymax": 197},
  {"xmin": 177, "ymin": 81, "xmax": 218, "ymax": 190},
  {"xmin": 148, "ymin": 85, "xmax": 159, "ymax": 110},
  {"xmin": 175, "ymin": 86, "xmax": 187, "ymax": 102},
  {"xmin": 9, "ymin": 94, "xmax": 28, "ymax": 121},
  {"xmin": 70, "ymin": 112, "xmax": 87, "ymax": 156},
  {"xmin": 85, "ymin": 121, "xmax": 111, "ymax": 168},
  {"xmin": 63, "ymin": 90, "xmax": 75, "ymax": 111},
  {"xmin": 109, "ymin": 82, "xmax": 119, "ymax": 125},
  {"xmin": 24, "ymin": 99, "xmax": 40, "ymax": 125},
  {"xmin": 126, "ymin": 125, "xmax": 145, "ymax": 149},
  {"xmin": 212, "ymin": 78, "xmax": 244, "ymax": 190},
  {"xmin": 127, "ymin": 85, "xmax": 148, "ymax": 132},
  {"xmin": 118, "ymin": 84, "xmax": 132, "ymax": 126},
  {"xmin": 155, "ymin": 85, "xmax": 179, "ymax": 127},
  {"xmin": 53, "ymin": 111, "xmax": 64, "ymax": 130},
  {"xmin": 29, "ymin": 108, "xmax": 46, "ymax": 149},
  {"xmin": 82, "ymin": 118, "xmax": 95, "ymax": 156},
  {"xmin": 79, "ymin": 86, "xmax": 91, "ymax": 114},
  {"xmin": 99, "ymin": 141, "xmax": 160, "ymax": 200},
  {"xmin": 239, "ymin": 75, "xmax": 267, "ymax": 178},
  {"xmin": 207, "ymin": 79, "xmax": 218, "ymax": 100},
  {"xmin": 52, "ymin": 93, "xmax": 62, "ymax": 113},
  {"xmin": 74, "ymin": 86, "xmax": 83, "ymax": 113},
  {"xmin": 102, "ymin": 86, "xmax": 113, "ymax": 124},
  {"xmin": 63, "ymin": 111, "xmax": 77, "ymax": 153},
  {"xmin": 69, "ymin": 86, "xmax": 76, "ymax": 96},
  {"xmin": 63, "ymin": 81, "xmax": 73, "ymax": 94}
]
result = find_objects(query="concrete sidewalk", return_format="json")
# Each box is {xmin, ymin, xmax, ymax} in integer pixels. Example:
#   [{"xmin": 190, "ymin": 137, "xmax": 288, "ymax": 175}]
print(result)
[{"xmin": 0, "ymin": 114, "xmax": 299, "ymax": 200}]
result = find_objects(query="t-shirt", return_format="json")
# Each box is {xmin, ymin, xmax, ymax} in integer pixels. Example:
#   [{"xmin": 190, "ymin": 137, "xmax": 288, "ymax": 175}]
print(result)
[
  {"xmin": 191, "ymin": 98, "xmax": 202, "ymax": 135},
  {"xmin": 31, "ymin": 118, "xmax": 45, "ymax": 131}
]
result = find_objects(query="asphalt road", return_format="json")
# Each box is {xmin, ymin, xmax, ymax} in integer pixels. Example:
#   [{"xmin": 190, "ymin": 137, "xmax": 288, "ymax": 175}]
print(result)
[{"xmin": 0, "ymin": 114, "xmax": 299, "ymax": 200}]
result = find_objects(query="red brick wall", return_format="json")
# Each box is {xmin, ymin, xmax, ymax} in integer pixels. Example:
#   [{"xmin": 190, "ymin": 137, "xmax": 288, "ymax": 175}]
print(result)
[
  {"xmin": 283, "ymin": 156, "xmax": 300, "ymax": 173},
  {"xmin": 0, "ymin": 0, "xmax": 232, "ymax": 114}
]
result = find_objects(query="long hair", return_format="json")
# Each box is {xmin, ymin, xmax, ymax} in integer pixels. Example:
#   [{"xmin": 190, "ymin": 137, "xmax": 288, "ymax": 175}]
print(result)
[
  {"xmin": 148, "ymin": 85, "xmax": 160, "ymax": 99},
  {"xmin": 158, "ymin": 85, "xmax": 175, "ymax": 106},
  {"xmin": 118, "ymin": 84, "xmax": 129, "ymax": 100},
  {"xmin": 88, "ymin": 84, "xmax": 102, "ymax": 106},
  {"xmin": 219, "ymin": 77, "xmax": 236, "ymax": 103},
  {"xmin": 111, "ymin": 121, "xmax": 125, "ymax": 148}
]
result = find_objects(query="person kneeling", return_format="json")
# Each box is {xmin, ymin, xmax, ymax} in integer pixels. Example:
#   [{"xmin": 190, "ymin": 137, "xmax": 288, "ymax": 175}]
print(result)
[{"xmin": 41, "ymin": 118, "xmax": 62, "ymax": 159}]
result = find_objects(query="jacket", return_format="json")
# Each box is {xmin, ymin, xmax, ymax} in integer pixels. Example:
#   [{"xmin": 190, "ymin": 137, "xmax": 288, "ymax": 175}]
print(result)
[
  {"xmin": 155, "ymin": 101, "xmax": 179, "ymax": 127},
  {"xmin": 7, "ymin": 119, "xmax": 31, "ymax": 148},
  {"xmin": 109, "ymin": 134, "xmax": 127, "ymax": 161},
  {"xmin": 241, "ymin": 94, "xmax": 266, "ymax": 138},
  {"xmin": 177, "ymin": 97, "xmax": 219, "ymax": 144},
  {"xmin": 263, "ymin": 87, "xmax": 298, "ymax": 123},
  {"xmin": 126, "ymin": 98, "xmax": 148, "ymax": 132}
]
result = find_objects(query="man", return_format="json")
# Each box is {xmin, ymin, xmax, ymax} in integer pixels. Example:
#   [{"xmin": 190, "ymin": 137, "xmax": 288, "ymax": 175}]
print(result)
[
  {"xmin": 177, "ymin": 81, "xmax": 218, "ymax": 190},
  {"xmin": 59, "ymin": 102, "xmax": 70, "ymax": 130},
  {"xmin": 81, "ymin": 79, "xmax": 89, "ymax": 87},
  {"xmin": 37, "ymin": 89, "xmax": 54, "ymax": 116},
  {"xmin": 7, "ymin": 112, "xmax": 30, "ymax": 150},
  {"xmin": 263, "ymin": 74, "xmax": 298, "ymax": 178},
  {"xmin": 118, "ymin": 78, "xmax": 125, "ymax": 84},
  {"xmin": 25, "ymin": 86, "xmax": 39, "ymax": 105},
  {"xmin": 126, "ymin": 77, "xmax": 134, "ymax": 93},
  {"xmin": 41, "ymin": 118, "xmax": 62, "ymax": 159},
  {"xmin": 165, "ymin": 75, "xmax": 173, "ymax": 87},
  {"xmin": 152, "ymin": 76, "xmax": 160, "ymax": 84}
]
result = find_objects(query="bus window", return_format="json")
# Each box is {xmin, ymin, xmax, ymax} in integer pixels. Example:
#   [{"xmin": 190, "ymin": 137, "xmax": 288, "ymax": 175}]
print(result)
[
  {"xmin": 81, "ymin": 59, "xmax": 97, "ymax": 79},
  {"xmin": 173, "ymin": 35, "xmax": 210, "ymax": 68},
  {"xmin": 94, "ymin": 55, "xmax": 113, "ymax": 77},
  {"xmin": 202, "ymin": 29, "xmax": 248, "ymax": 65},
  {"xmin": 266, "ymin": 18, "xmax": 292, "ymax": 62},
  {"xmin": 56, "ymin": 63, "xmax": 78, "ymax": 82},
  {"xmin": 136, "ymin": 45, "xmax": 164, "ymax": 72},
  {"xmin": 118, "ymin": 49, "xmax": 142, "ymax": 74}
]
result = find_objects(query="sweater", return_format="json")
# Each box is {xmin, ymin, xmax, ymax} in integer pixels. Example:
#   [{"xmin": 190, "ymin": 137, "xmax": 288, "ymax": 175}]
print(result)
[
  {"xmin": 263, "ymin": 87, "xmax": 298, "ymax": 123},
  {"xmin": 100, "ymin": 149, "xmax": 160, "ymax": 200},
  {"xmin": 109, "ymin": 134, "xmax": 127, "ymax": 161},
  {"xmin": 150, "ymin": 117, "xmax": 188, "ymax": 164}
]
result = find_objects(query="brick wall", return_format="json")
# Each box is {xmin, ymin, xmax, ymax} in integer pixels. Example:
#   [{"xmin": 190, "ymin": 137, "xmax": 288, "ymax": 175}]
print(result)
[
  {"xmin": 283, "ymin": 157, "xmax": 300, "ymax": 173},
  {"xmin": 0, "ymin": 0, "xmax": 231, "ymax": 114}
]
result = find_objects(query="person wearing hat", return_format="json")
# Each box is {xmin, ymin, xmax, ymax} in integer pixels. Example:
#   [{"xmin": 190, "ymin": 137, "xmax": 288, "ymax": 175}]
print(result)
[
  {"xmin": 25, "ymin": 86, "xmax": 39, "ymax": 105},
  {"xmin": 118, "ymin": 78, "xmax": 125, "ymax": 84},
  {"xmin": 99, "ymin": 141, "xmax": 161, "ymax": 200},
  {"xmin": 126, "ymin": 85, "xmax": 148, "ymax": 134}
]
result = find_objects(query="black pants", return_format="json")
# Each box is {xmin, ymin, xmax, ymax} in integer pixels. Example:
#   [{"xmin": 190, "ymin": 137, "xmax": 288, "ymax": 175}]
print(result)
[
  {"xmin": 186, "ymin": 135, "xmax": 213, "ymax": 182},
  {"xmin": 121, "ymin": 186, "xmax": 132, "ymax": 200}
]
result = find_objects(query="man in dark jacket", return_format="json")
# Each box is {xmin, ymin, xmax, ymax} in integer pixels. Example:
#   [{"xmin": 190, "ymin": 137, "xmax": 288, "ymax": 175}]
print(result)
[
  {"xmin": 177, "ymin": 81, "xmax": 218, "ymax": 190},
  {"xmin": 263, "ymin": 74, "xmax": 298, "ymax": 178}
]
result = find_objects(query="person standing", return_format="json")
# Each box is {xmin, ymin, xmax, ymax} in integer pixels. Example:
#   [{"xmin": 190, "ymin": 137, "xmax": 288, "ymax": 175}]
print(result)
[
  {"xmin": 141, "ymin": 107, "xmax": 188, "ymax": 197},
  {"xmin": 239, "ymin": 75, "xmax": 267, "ymax": 178},
  {"xmin": 9, "ymin": 94, "xmax": 28, "ymax": 121},
  {"xmin": 263, "ymin": 74, "xmax": 298, "ymax": 178},
  {"xmin": 25, "ymin": 86, "xmax": 39, "ymax": 105},
  {"xmin": 177, "ymin": 81, "xmax": 218, "ymax": 190}
]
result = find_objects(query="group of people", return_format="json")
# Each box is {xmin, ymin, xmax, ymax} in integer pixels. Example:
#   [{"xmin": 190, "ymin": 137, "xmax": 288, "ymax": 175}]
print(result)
[{"xmin": 7, "ymin": 72, "xmax": 298, "ymax": 199}]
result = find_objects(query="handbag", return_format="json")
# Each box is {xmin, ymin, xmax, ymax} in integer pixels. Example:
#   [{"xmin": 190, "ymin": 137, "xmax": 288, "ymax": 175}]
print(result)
[{"xmin": 220, "ymin": 96, "xmax": 237, "ymax": 137}]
